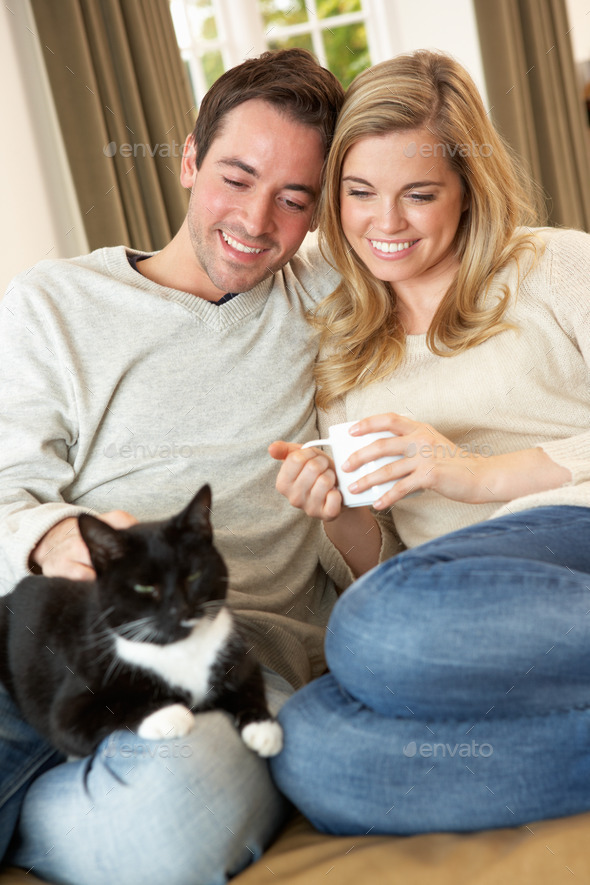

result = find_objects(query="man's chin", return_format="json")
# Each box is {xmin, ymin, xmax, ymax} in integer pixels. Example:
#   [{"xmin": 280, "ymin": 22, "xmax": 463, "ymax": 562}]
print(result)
[{"xmin": 209, "ymin": 265, "xmax": 276, "ymax": 296}]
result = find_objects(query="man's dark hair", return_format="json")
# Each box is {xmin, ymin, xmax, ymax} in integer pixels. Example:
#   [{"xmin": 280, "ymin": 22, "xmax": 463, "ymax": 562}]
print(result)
[{"xmin": 191, "ymin": 48, "xmax": 345, "ymax": 169}]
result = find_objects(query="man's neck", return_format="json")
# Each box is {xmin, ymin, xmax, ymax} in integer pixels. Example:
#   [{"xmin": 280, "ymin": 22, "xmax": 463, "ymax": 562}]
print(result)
[{"xmin": 135, "ymin": 223, "xmax": 227, "ymax": 302}]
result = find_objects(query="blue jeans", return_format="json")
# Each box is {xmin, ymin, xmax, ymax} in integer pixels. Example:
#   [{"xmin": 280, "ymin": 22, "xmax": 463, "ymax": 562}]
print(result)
[
  {"xmin": 1, "ymin": 669, "xmax": 292, "ymax": 885},
  {"xmin": 271, "ymin": 506, "xmax": 590, "ymax": 835}
]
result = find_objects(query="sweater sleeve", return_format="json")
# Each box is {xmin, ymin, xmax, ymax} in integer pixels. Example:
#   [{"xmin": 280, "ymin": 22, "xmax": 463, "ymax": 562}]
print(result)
[
  {"xmin": 534, "ymin": 229, "xmax": 590, "ymax": 485},
  {"xmin": 0, "ymin": 277, "xmax": 90, "ymax": 591}
]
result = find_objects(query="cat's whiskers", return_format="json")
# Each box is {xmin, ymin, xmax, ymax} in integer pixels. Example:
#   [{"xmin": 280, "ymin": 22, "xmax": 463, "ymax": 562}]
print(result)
[
  {"xmin": 80, "ymin": 607, "xmax": 117, "ymax": 649},
  {"xmin": 103, "ymin": 654, "xmax": 126, "ymax": 686},
  {"xmin": 116, "ymin": 617, "xmax": 159, "ymax": 645},
  {"xmin": 89, "ymin": 605, "xmax": 116, "ymax": 631},
  {"xmin": 81, "ymin": 608, "xmax": 116, "ymax": 646}
]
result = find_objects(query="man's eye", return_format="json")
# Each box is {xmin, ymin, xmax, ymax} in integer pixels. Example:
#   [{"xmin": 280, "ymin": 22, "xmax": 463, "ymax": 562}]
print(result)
[
  {"xmin": 223, "ymin": 177, "xmax": 246, "ymax": 188},
  {"xmin": 282, "ymin": 197, "xmax": 306, "ymax": 212},
  {"xmin": 187, "ymin": 570, "xmax": 202, "ymax": 583}
]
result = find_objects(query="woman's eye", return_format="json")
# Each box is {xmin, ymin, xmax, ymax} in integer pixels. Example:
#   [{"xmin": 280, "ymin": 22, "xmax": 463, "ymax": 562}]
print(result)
[
  {"xmin": 408, "ymin": 192, "xmax": 435, "ymax": 203},
  {"xmin": 346, "ymin": 189, "xmax": 372, "ymax": 199},
  {"xmin": 133, "ymin": 584, "xmax": 156, "ymax": 595}
]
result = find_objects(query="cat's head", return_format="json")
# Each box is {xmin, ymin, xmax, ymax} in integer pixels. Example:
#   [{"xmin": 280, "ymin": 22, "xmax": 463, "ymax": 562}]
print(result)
[{"xmin": 78, "ymin": 484, "xmax": 228, "ymax": 644}]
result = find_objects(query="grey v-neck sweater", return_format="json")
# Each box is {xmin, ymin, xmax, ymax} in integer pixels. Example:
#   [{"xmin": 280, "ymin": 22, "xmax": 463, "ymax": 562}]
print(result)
[{"xmin": 0, "ymin": 237, "xmax": 340, "ymax": 688}]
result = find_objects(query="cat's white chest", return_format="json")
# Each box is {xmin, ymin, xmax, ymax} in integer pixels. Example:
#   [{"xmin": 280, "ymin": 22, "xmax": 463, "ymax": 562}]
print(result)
[{"xmin": 115, "ymin": 607, "xmax": 234, "ymax": 705}]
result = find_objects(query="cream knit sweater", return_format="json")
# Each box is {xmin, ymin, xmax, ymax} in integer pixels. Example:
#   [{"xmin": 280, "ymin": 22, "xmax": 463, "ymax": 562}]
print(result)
[
  {"xmin": 0, "ymin": 236, "xmax": 341, "ymax": 689},
  {"xmin": 319, "ymin": 227, "xmax": 590, "ymax": 590}
]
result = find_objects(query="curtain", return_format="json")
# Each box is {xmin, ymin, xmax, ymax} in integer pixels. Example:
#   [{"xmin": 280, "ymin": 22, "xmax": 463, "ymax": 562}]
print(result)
[
  {"xmin": 474, "ymin": 0, "xmax": 590, "ymax": 231},
  {"xmin": 30, "ymin": 0, "xmax": 195, "ymax": 251}
]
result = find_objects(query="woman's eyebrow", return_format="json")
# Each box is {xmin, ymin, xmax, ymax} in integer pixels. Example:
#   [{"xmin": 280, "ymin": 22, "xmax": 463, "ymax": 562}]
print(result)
[
  {"xmin": 342, "ymin": 175, "xmax": 373, "ymax": 186},
  {"xmin": 342, "ymin": 175, "xmax": 445, "ymax": 189}
]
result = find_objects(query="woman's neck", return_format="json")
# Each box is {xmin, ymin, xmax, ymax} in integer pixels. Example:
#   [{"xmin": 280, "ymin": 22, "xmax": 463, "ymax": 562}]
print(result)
[{"xmin": 393, "ymin": 260, "xmax": 460, "ymax": 335}]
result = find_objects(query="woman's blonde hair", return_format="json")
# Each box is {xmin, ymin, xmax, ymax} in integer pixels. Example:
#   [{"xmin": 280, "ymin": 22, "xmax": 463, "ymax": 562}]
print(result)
[{"xmin": 315, "ymin": 50, "xmax": 543, "ymax": 409}]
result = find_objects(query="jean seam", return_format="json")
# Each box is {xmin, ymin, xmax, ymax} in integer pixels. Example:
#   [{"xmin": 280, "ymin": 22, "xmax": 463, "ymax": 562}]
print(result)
[{"xmin": 0, "ymin": 745, "xmax": 58, "ymax": 807}]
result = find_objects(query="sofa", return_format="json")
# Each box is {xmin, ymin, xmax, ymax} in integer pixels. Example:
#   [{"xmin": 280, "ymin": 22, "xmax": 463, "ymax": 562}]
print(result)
[{"xmin": 2, "ymin": 807, "xmax": 590, "ymax": 884}]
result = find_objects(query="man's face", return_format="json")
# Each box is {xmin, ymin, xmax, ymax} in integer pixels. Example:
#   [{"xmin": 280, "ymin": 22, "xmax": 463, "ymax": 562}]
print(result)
[{"xmin": 180, "ymin": 99, "xmax": 325, "ymax": 301}]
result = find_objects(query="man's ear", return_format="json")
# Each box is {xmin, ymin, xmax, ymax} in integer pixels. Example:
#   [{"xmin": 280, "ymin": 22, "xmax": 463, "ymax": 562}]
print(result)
[{"xmin": 180, "ymin": 135, "xmax": 198, "ymax": 189}]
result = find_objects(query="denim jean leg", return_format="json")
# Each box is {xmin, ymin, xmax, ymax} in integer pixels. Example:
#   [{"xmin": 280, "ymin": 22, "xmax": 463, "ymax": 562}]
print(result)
[
  {"xmin": 8, "ymin": 669, "xmax": 293, "ymax": 885},
  {"xmin": 0, "ymin": 685, "xmax": 63, "ymax": 861},
  {"xmin": 272, "ymin": 671, "xmax": 590, "ymax": 835},
  {"xmin": 272, "ymin": 507, "xmax": 590, "ymax": 835},
  {"xmin": 326, "ymin": 506, "xmax": 590, "ymax": 718}
]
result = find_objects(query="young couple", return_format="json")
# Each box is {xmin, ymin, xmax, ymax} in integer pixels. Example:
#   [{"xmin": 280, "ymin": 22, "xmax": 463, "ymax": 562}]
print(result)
[{"xmin": 1, "ymin": 44, "xmax": 589, "ymax": 885}]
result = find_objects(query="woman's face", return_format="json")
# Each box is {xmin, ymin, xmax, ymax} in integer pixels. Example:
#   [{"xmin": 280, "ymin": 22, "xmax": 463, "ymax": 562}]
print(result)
[{"xmin": 339, "ymin": 127, "xmax": 469, "ymax": 299}]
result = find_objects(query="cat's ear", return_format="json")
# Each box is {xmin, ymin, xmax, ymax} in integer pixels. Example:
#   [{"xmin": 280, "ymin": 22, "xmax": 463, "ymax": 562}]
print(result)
[
  {"xmin": 78, "ymin": 514, "xmax": 128, "ymax": 574},
  {"xmin": 176, "ymin": 484, "xmax": 212, "ymax": 539}
]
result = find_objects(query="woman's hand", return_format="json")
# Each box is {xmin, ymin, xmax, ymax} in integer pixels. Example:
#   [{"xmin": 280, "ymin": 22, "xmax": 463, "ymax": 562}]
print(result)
[
  {"xmin": 268, "ymin": 441, "xmax": 343, "ymax": 521},
  {"xmin": 343, "ymin": 413, "xmax": 571, "ymax": 509}
]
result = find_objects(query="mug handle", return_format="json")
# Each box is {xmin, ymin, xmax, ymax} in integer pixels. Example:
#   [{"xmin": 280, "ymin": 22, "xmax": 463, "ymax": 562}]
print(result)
[{"xmin": 301, "ymin": 439, "xmax": 330, "ymax": 449}]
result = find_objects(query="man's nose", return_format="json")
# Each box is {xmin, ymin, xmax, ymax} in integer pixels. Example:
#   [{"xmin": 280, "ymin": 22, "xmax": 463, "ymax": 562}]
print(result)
[{"xmin": 242, "ymin": 194, "xmax": 275, "ymax": 238}]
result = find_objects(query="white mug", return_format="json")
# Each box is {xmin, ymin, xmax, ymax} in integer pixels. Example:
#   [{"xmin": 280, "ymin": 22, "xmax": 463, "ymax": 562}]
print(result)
[{"xmin": 301, "ymin": 421, "xmax": 402, "ymax": 507}]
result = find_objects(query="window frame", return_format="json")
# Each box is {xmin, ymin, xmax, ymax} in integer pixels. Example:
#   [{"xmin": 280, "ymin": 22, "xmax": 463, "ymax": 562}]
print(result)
[{"xmin": 171, "ymin": 0, "xmax": 400, "ymax": 105}]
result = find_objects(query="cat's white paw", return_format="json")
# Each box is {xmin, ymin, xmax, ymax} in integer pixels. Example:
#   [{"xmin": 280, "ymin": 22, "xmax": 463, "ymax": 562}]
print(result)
[
  {"xmin": 241, "ymin": 719, "xmax": 283, "ymax": 757},
  {"xmin": 137, "ymin": 704, "xmax": 195, "ymax": 740}
]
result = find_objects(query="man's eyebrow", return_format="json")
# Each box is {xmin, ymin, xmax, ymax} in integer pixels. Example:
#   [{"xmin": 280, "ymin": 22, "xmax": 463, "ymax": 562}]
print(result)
[
  {"xmin": 217, "ymin": 158, "xmax": 258, "ymax": 177},
  {"xmin": 217, "ymin": 158, "xmax": 317, "ymax": 197}
]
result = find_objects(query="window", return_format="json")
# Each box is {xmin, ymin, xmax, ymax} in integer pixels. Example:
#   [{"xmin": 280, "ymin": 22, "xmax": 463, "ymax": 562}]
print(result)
[
  {"xmin": 170, "ymin": 0, "xmax": 398, "ymax": 105},
  {"xmin": 259, "ymin": 0, "xmax": 369, "ymax": 88}
]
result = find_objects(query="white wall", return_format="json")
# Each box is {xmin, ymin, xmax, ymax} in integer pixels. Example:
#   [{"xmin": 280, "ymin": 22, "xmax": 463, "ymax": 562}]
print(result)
[
  {"xmin": 566, "ymin": 0, "xmax": 590, "ymax": 64},
  {"xmin": 0, "ymin": 0, "xmax": 87, "ymax": 294},
  {"xmin": 368, "ymin": 0, "xmax": 488, "ymax": 107}
]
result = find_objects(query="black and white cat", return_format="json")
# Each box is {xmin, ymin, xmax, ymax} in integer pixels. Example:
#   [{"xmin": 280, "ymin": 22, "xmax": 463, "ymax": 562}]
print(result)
[{"xmin": 0, "ymin": 485, "xmax": 282, "ymax": 759}]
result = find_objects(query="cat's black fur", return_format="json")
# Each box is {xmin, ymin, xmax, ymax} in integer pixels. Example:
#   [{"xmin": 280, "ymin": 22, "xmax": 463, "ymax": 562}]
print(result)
[{"xmin": 0, "ymin": 485, "xmax": 282, "ymax": 759}]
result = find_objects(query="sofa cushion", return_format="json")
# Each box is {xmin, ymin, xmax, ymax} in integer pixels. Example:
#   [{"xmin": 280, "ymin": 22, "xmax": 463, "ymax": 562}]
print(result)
[
  {"xmin": 232, "ymin": 811, "xmax": 590, "ymax": 884},
  {"xmin": 2, "ymin": 810, "xmax": 590, "ymax": 884}
]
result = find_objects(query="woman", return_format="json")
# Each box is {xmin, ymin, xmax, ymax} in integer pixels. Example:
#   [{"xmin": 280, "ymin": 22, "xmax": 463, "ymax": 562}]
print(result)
[{"xmin": 269, "ymin": 50, "xmax": 590, "ymax": 836}]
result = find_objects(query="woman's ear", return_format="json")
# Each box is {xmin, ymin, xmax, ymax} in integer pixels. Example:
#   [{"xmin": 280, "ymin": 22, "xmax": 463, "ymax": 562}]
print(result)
[{"xmin": 180, "ymin": 135, "xmax": 198, "ymax": 189}]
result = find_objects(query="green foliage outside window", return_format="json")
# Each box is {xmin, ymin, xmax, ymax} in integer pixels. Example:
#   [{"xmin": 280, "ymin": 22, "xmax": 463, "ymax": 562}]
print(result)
[
  {"xmin": 323, "ymin": 21, "xmax": 369, "ymax": 87},
  {"xmin": 260, "ymin": 0, "xmax": 371, "ymax": 88}
]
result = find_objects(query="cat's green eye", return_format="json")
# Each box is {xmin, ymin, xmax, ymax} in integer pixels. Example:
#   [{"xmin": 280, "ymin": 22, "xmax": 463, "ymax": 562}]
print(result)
[
  {"xmin": 187, "ymin": 570, "xmax": 202, "ymax": 583},
  {"xmin": 133, "ymin": 584, "xmax": 156, "ymax": 595}
]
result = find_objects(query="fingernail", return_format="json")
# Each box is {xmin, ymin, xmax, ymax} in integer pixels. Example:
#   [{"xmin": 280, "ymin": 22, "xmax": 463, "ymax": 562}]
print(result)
[
  {"xmin": 348, "ymin": 481, "xmax": 358, "ymax": 492},
  {"xmin": 373, "ymin": 498, "xmax": 383, "ymax": 509},
  {"xmin": 342, "ymin": 459, "xmax": 351, "ymax": 471}
]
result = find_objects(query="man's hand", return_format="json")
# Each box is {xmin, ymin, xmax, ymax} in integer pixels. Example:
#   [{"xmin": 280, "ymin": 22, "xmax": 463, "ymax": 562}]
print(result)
[
  {"xmin": 31, "ymin": 510, "xmax": 138, "ymax": 580},
  {"xmin": 269, "ymin": 440, "xmax": 343, "ymax": 521}
]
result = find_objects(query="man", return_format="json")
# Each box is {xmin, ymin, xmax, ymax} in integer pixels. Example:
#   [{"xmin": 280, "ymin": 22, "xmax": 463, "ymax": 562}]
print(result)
[{"xmin": 0, "ymin": 49, "xmax": 344, "ymax": 885}]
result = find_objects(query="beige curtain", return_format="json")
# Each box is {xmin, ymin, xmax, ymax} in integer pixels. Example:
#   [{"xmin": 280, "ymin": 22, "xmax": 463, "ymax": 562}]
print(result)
[
  {"xmin": 474, "ymin": 0, "xmax": 590, "ymax": 231},
  {"xmin": 30, "ymin": 0, "xmax": 195, "ymax": 251}
]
